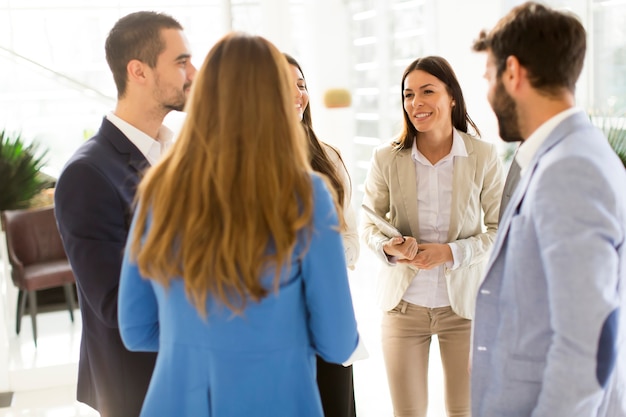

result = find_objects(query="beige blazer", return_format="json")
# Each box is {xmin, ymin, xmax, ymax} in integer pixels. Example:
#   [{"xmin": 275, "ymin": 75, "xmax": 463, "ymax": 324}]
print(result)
[{"xmin": 360, "ymin": 131, "xmax": 503, "ymax": 319}]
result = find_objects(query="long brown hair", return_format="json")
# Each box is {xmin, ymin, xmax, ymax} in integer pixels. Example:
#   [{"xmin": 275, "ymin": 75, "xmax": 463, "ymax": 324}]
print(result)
[
  {"xmin": 284, "ymin": 54, "xmax": 347, "ymax": 211},
  {"xmin": 130, "ymin": 33, "xmax": 313, "ymax": 316}
]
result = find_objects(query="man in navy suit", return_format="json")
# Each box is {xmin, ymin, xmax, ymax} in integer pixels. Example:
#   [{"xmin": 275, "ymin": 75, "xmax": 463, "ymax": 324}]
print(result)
[
  {"xmin": 470, "ymin": 2, "xmax": 626, "ymax": 416},
  {"xmin": 54, "ymin": 11, "xmax": 196, "ymax": 417}
]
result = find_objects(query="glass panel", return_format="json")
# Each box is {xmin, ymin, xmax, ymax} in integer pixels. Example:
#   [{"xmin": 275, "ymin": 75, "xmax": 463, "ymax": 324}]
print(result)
[
  {"xmin": 348, "ymin": 0, "xmax": 435, "ymax": 178},
  {"xmin": 354, "ymin": 142, "xmax": 378, "ymax": 163},
  {"xmin": 389, "ymin": 3, "xmax": 426, "ymax": 34},
  {"xmin": 353, "ymin": 68, "xmax": 380, "ymax": 89},
  {"xmin": 354, "ymin": 92, "xmax": 380, "ymax": 113},
  {"xmin": 348, "ymin": 0, "xmax": 377, "ymax": 15},
  {"xmin": 231, "ymin": 4, "xmax": 262, "ymax": 33},
  {"xmin": 389, "ymin": 62, "xmax": 408, "ymax": 93},
  {"xmin": 351, "ymin": 14, "xmax": 378, "ymax": 39},
  {"xmin": 354, "ymin": 42, "xmax": 378, "ymax": 65},
  {"xmin": 391, "ymin": 34, "xmax": 424, "ymax": 62},
  {"xmin": 0, "ymin": 2, "xmax": 237, "ymax": 175},
  {"xmin": 289, "ymin": 2, "xmax": 307, "ymax": 58},
  {"xmin": 593, "ymin": 1, "xmax": 626, "ymax": 113},
  {"xmin": 355, "ymin": 119, "xmax": 380, "ymax": 138}
]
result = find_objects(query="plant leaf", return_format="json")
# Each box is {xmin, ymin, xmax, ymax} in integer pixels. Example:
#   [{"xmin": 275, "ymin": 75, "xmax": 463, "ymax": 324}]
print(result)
[{"xmin": 0, "ymin": 129, "xmax": 51, "ymax": 210}]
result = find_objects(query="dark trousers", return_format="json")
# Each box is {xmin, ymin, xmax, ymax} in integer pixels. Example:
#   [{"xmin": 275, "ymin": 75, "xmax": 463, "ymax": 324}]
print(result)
[{"xmin": 316, "ymin": 355, "xmax": 357, "ymax": 417}]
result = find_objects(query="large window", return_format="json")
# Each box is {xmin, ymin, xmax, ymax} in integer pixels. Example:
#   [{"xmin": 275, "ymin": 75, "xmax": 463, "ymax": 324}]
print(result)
[
  {"xmin": 592, "ymin": 0, "xmax": 626, "ymax": 114},
  {"xmin": 0, "ymin": 2, "xmax": 231, "ymax": 176},
  {"xmin": 1, "ymin": 0, "xmax": 622, "ymax": 183},
  {"xmin": 346, "ymin": 0, "xmax": 625, "ymax": 204},
  {"xmin": 347, "ymin": 0, "xmax": 435, "ymax": 202},
  {"xmin": 0, "ymin": 0, "xmax": 322, "ymax": 177}
]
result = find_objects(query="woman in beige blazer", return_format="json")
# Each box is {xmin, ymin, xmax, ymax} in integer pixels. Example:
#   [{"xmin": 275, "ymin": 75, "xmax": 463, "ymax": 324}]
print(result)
[{"xmin": 361, "ymin": 56, "xmax": 503, "ymax": 417}]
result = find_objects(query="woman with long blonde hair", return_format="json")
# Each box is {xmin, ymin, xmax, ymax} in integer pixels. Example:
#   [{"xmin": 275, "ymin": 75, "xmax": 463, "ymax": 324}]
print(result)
[{"xmin": 117, "ymin": 32, "xmax": 360, "ymax": 417}]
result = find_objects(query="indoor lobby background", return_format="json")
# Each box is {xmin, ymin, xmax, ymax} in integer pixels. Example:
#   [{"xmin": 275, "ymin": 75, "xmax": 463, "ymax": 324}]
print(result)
[{"xmin": 0, "ymin": 0, "xmax": 624, "ymax": 415}]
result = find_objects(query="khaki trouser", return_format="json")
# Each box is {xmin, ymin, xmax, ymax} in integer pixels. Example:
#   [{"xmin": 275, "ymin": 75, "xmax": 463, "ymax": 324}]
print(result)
[{"xmin": 381, "ymin": 301, "xmax": 471, "ymax": 417}]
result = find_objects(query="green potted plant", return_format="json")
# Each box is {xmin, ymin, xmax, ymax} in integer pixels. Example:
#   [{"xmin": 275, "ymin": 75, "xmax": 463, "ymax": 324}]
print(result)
[
  {"xmin": 605, "ymin": 119, "xmax": 626, "ymax": 168},
  {"xmin": 0, "ymin": 129, "xmax": 53, "ymax": 211},
  {"xmin": 591, "ymin": 113, "xmax": 626, "ymax": 169}
]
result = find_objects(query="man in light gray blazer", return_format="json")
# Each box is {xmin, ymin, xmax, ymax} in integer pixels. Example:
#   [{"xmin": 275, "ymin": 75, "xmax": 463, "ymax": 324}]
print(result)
[{"xmin": 470, "ymin": 2, "xmax": 626, "ymax": 417}]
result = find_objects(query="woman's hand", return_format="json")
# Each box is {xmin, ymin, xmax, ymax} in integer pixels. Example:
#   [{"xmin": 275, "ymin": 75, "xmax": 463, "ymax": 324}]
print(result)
[
  {"xmin": 382, "ymin": 236, "xmax": 419, "ymax": 260},
  {"xmin": 397, "ymin": 243, "xmax": 452, "ymax": 270}
]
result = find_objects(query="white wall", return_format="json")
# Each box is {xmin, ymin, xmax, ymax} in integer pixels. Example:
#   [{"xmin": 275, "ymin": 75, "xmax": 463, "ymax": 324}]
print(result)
[
  {"xmin": 432, "ymin": 0, "xmax": 503, "ymax": 146},
  {"xmin": 302, "ymin": 0, "xmax": 356, "ymax": 172}
]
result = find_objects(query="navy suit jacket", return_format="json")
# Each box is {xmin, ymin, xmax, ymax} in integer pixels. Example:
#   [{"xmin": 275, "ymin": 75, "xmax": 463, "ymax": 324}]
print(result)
[{"xmin": 55, "ymin": 118, "xmax": 157, "ymax": 417}]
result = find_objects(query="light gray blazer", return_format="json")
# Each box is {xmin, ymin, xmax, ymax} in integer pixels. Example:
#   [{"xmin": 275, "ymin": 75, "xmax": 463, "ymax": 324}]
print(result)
[
  {"xmin": 471, "ymin": 111, "xmax": 626, "ymax": 417},
  {"xmin": 360, "ymin": 131, "xmax": 503, "ymax": 319}
]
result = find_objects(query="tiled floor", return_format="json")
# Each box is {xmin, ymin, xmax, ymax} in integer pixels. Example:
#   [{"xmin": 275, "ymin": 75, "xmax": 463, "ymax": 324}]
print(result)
[
  {"xmin": 1, "ymin": 311, "xmax": 98, "ymax": 417},
  {"xmin": 1, "ymin": 249, "xmax": 446, "ymax": 416}
]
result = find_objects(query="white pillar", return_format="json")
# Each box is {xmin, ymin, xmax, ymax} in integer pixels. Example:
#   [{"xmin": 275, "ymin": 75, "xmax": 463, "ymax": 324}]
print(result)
[
  {"xmin": 259, "ymin": 0, "xmax": 294, "ymax": 52},
  {"xmin": 300, "ymin": 0, "xmax": 356, "ymax": 180},
  {"xmin": 222, "ymin": 0, "xmax": 233, "ymax": 32}
]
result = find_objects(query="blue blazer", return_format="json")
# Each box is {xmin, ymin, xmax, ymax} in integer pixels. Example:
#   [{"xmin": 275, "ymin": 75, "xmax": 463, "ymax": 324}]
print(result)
[
  {"xmin": 118, "ymin": 174, "xmax": 360, "ymax": 417},
  {"xmin": 471, "ymin": 111, "xmax": 626, "ymax": 417},
  {"xmin": 55, "ymin": 118, "xmax": 157, "ymax": 416}
]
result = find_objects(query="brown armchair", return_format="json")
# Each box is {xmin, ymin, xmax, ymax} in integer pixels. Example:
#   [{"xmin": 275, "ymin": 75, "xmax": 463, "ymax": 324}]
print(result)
[{"xmin": 1, "ymin": 206, "xmax": 76, "ymax": 346}]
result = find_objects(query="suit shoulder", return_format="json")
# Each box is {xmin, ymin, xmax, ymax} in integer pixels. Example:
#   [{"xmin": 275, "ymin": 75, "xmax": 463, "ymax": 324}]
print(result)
[
  {"xmin": 72, "ymin": 122, "xmax": 121, "ymax": 157},
  {"xmin": 59, "ymin": 135, "xmax": 115, "ymax": 174}
]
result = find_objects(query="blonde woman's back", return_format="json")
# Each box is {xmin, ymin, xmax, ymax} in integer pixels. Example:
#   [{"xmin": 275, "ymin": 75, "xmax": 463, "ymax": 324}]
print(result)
[
  {"xmin": 117, "ymin": 33, "xmax": 361, "ymax": 417},
  {"xmin": 119, "ymin": 174, "xmax": 360, "ymax": 416}
]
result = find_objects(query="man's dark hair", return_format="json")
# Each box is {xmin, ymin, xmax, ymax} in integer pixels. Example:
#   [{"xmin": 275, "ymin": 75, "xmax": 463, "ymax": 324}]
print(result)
[
  {"xmin": 473, "ymin": 1, "xmax": 586, "ymax": 97},
  {"xmin": 105, "ymin": 11, "xmax": 183, "ymax": 98}
]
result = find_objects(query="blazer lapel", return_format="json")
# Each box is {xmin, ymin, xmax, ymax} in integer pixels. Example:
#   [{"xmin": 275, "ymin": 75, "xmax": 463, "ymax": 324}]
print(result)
[
  {"xmin": 447, "ymin": 135, "xmax": 476, "ymax": 241},
  {"xmin": 394, "ymin": 149, "xmax": 420, "ymax": 238},
  {"xmin": 128, "ymin": 156, "xmax": 150, "ymax": 176},
  {"xmin": 483, "ymin": 112, "xmax": 590, "ymax": 275},
  {"xmin": 485, "ymin": 154, "xmax": 535, "ymax": 270},
  {"xmin": 100, "ymin": 118, "xmax": 150, "ymax": 175}
]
